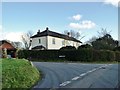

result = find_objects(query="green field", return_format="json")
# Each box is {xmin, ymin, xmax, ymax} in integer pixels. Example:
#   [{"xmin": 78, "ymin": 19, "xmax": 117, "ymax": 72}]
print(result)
[{"xmin": 2, "ymin": 58, "xmax": 40, "ymax": 88}]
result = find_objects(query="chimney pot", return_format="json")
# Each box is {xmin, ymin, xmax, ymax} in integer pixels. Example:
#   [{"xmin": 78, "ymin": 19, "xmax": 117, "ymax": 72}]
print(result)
[
  {"xmin": 37, "ymin": 29, "xmax": 40, "ymax": 34},
  {"xmin": 46, "ymin": 27, "xmax": 49, "ymax": 30},
  {"xmin": 67, "ymin": 32, "xmax": 70, "ymax": 37}
]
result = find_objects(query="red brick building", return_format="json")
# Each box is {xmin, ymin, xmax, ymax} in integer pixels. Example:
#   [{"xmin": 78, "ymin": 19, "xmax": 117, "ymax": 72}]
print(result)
[{"xmin": 0, "ymin": 40, "xmax": 16, "ymax": 58}]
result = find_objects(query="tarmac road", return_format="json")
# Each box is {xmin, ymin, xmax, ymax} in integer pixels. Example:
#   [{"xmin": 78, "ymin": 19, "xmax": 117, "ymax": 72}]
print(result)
[{"xmin": 32, "ymin": 62, "xmax": 119, "ymax": 89}]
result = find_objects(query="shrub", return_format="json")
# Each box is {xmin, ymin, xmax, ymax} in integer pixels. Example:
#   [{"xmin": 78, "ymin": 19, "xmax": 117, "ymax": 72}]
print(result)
[
  {"xmin": 18, "ymin": 50, "xmax": 30, "ymax": 59},
  {"xmin": 106, "ymin": 50, "xmax": 115, "ymax": 62},
  {"xmin": 114, "ymin": 46, "xmax": 120, "ymax": 51},
  {"xmin": 99, "ymin": 50, "xmax": 110, "ymax": 61},
  {"xmin": 76, "ymin": 48, "xmax": 93, "ymax": 62},
  {"xmin": 92, "ymin": 50, "xmax": 115, "ymax": 62},
  {"xmin": 60, "ymin": 46, "xmax": 76, "ymax": 51},
  {"xmin": 78, "ymin": 44, "xmax": 92, "ymax": 49},
  {"xmin": 18, "ymin": 50, "xmax": 59, "ymax": 61},
  {"xmin": 17, "ymin": 50, "xmax": 25, "ymax": 59},
  {"xmin": 115, "ymin": 51, "xmax": 120, "ymax": 62},
  {"xmin": 62, "ymin": 50, "xmax": 77, "ymax": 61}
]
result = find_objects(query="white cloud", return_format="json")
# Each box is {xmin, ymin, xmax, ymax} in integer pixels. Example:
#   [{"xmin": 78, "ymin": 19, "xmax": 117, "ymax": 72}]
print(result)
[
  {"xmin": 104, "ymin": 0, "xmax": 120, "ymax": 7},
  {"xmin": 68, "ymin": 14, "xmax": 82, "ymax": 21},
  {"xmin": 69, "ymin": 20, "xmax": 96, "ymax": 30},
  {"xmin": 0, "ymin": 32, "xmax": 5, "ymax": 40},
  {"xmin": 0, "ymin": 25, "xmax": 2, "ymax": 31},
  {"xmin": 71, "ymin": 14, "xmax": 82, "ymax": 21},
  {"xmin": 69, "ymin": 14, "xmax": 96, "ymax": 30},
  {"xmin": 4, "ymin": 32, "xmax": 24, "ymax": 42}
]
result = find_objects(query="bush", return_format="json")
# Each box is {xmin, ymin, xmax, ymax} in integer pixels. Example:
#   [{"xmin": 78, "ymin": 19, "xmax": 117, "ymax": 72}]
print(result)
[
  {"xmin": 114, "ymin": 46, "xmax": 120, "ymax": 51},
  {"xmin": 78, "ymin": 44, "xmax": 92, "ymax": 49},
  {"xmin": 99, "ymin": 50, "xmax": 109, "ymax": 61},
  {"xmin": 60, "ymin": 46, "xmax": 76, "ymax": 50},
  {"xmin": 115, "ymin": 51, "xmax": 120, "ymax": 62},
  {"xmin": 61, "ymin": 50, "xmax": 77, "ymax": 61},
  {"xmin": 17, "ymin": 50, "xmax": 30, "ymax": 59},
  {"xmin": 106, "ymin": 50, "xmax": 115, "ymax": 62},
  {"xmin": 18, "ymin": 50, "xmax": 59, "ymax": 61},
  {"xmin": 76, "ymin": 48, "xmax": 93, "ymax": 62},
  {"xmin": 92, "ymin": 50, "xmax": 115, "ymax": 62}
]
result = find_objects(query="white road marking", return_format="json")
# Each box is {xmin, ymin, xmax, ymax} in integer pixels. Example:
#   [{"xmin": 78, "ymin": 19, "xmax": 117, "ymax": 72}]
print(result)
[
  {"xmin": 72, "ymin": 76, "xmax": 80, "ymax": 81},
  {"xmin": 79, "ymin": 73, "xmax": 86, "ymax": 77},
  {"xmin": 59, "ymin": 64, "xmax": 109, "ymax": 87},
  {"xmin": 91, "ymin": 68, "xmax": 97, "ymax": 72},
  {"xmin": 99, "ymin": 64, "xmax": 108, "ymax": 69},
  {"xmin": 59, "ymin": 81, "xmax": 71, "ymax": 86},
  {"xmin": 86, "ymin": 70, "xmax": 92, "ymax": 73}
]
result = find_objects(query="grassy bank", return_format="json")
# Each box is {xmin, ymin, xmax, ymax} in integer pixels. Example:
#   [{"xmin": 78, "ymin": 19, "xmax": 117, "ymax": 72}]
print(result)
[
  {"xmin": 2, "ymin": 58, "xmax": 41, "ymax": 88},
  {"xmin": 0, "ymin": 60, "xmax": 2, "ymax": 90}
]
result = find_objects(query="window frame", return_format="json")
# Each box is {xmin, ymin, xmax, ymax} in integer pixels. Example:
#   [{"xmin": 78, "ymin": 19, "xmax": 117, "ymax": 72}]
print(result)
[
  {"xmin": 38, "ymin": 39, "xmax": 41, "ymax": 44},
  {"xmin": 52, "ymin": 38, "xmax": 55, "ymax": 44},
  {"xmin": 62, "ymin": 40, "xmax": 65, "ymax": 46}
]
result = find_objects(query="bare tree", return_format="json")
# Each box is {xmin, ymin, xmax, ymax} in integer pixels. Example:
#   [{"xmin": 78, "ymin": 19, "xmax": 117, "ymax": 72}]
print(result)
[
  {"xmin": 12, "ymin": 42, "xmax": 23, "ymax": 49},
  {"xmin": 85, "ymin": 36, "xmax": 97, "ymax": 45},
  {"xmin": 64, "ymin": 30, "xmax": 85, "ymax": 40},
  {"xmin": 86, "ymin": 28, "xmax": 119, "ymax": 50},
  {"xmin": 21, "ymin": 31, "xmax": 33, "ymax": 49},
  {"xmin": 86, "ymin": 28, "xmax": 111, "ymax": 44},
  {"xmin": 97, "ymin": 28, "xmax": 111, "ymax": 38}
]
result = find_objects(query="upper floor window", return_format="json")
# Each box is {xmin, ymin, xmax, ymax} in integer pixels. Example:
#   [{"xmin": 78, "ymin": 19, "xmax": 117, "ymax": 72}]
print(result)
[
  {"xmin": 39, "ymin": 39, "xmax": 41, "ymax": 44},
  {"xmin": 52, "ymin": 38, "xmax": 55, "ymax": 44},
  {"xmin": 62, "ymin": 40, "xmax": 65, "ymax": 45},
  {"xmin": 66, "ymin": 40, "xmax": 69, "ymax": 45}
]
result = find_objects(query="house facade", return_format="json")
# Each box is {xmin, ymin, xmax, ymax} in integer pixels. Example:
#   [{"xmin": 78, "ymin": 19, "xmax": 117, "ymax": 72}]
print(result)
[{"xmin": 30, "ymin": 27, "xmax": 82, "ymax": 50}]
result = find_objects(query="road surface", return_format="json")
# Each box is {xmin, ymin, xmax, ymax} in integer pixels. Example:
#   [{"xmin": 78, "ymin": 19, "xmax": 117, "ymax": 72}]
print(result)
[{"xmin": 32, "ymin": 62, "xmax": 119, "ymax": 89}]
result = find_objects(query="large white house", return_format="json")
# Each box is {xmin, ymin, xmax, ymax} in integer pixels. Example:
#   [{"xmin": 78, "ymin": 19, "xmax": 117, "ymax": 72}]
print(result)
[{"xmin": 30, "ymin": 27, "xmax": 82, "ymax": 50}]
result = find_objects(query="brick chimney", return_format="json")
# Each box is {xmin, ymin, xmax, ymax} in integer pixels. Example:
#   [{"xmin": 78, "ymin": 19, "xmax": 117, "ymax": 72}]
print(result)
[
  {"xmin": 37, "ymin": 29, "xmax": 40, "ymax": 34},
  {"xmin": 46, "ymin": 27, "xmax": 49, "ymax": 30},
  {"xmin": 67, "ymin": 32, "xmax": 70, "ymax": 37}
]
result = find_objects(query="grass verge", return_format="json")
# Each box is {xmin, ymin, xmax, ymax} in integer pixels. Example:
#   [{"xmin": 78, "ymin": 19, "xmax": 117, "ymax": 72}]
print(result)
[
  {"xmin": 2, "ymin": 58, "xmax": 41, "ymax": 88},
  {"xmin": 31, "ymin": 59, "xmax": 119, "ymax": 64},
  {"xmin": 78, "ymin": 61, "xmax": 119, "ymax": 64},
  {"xmin": 0, "ymin": 59, "xmax": 2, "ymax": 90}
]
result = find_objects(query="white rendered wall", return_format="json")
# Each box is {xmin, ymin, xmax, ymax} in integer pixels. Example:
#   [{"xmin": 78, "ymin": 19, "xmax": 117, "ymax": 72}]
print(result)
[
  {"xmin": 47, "ymin": 36, "xmax": 63, "ymax": 49},
  {"xmin": 47, "ymin": 36, "xmax": 81, "ymax": 49},
  {"xmin": 31, "ymin": 36, "xmax": 47, "ymax": 48}
]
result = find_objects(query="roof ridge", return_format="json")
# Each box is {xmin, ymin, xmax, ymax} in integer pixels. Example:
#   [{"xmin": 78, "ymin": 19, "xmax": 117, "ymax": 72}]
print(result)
[
  {"xmin": 0, "ymin": 40, "xmax": 16, "ymax": 49},
  {"xmin": 31, "ymin": 28, "xmax": 81, "ymax": 43}
]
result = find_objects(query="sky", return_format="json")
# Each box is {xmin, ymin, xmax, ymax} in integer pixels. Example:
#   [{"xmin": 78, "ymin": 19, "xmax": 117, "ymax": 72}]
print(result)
[{"xmin": 0, "ymin": 0, "xmax": 119, "ymax": 43}]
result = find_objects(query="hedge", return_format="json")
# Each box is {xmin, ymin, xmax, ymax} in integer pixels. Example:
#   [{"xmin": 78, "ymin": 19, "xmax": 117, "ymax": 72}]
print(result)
[
  {"xmin": 75, "ymin": 48, "xmax": 93, "ymax": 62},
  {"xmin": 115, "ymin": 51, "xmax": 120, "ymax": 62},
  {"xmin": 60, "ymin": 46, "xmax": 76, "ymax": 50},
  {"xmin": 18, "ymin": 50, "xmax": 60, "ymax": 61},
  {"xmin": 92, "ymin": 50, "xmax": 115, "ymax": 62},
  {"xmin": 17, "ymin": 49, "xmax": 120, "ymax": 62}
]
